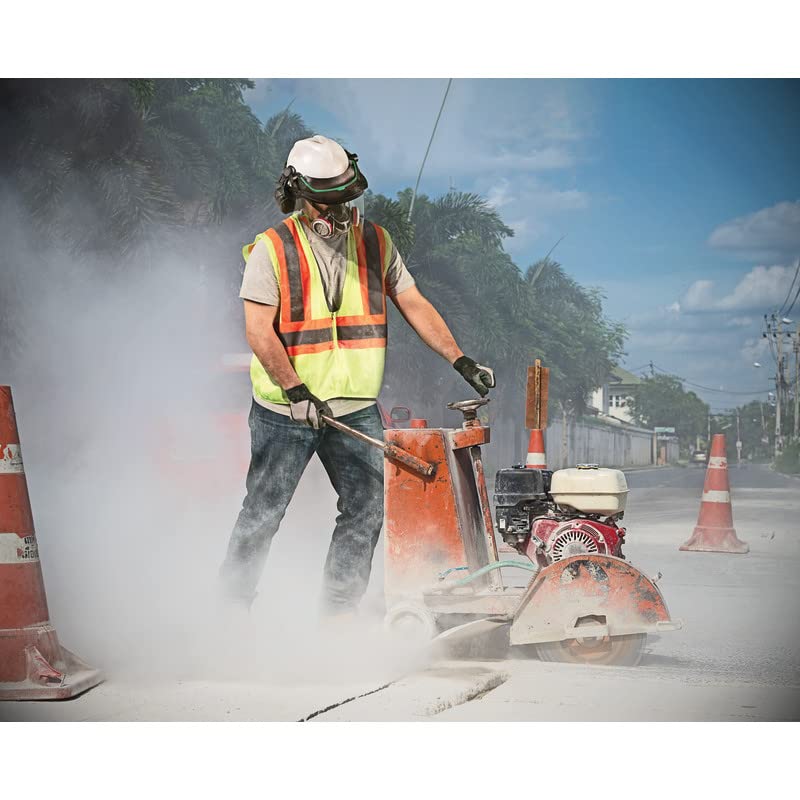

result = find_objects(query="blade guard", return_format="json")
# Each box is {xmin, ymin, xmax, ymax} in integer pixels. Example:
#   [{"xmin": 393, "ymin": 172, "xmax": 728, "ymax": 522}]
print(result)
[{"xmin": 509, "ymin": 554, "xmax": 681, "ymax": 646}]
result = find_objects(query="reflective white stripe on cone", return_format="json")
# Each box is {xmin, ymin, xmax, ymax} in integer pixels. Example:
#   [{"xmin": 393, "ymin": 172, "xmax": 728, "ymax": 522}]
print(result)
[
  {"xmin": 525, "ymin": 429, "xmax": 547, "ymax": 469},
  {"xmin": 680, "ymin": 433, "xmax": 748, "ymax": 554},
  {"xmin": 0, "ymin": 385, "xmax": 104, "ymax": 700}
]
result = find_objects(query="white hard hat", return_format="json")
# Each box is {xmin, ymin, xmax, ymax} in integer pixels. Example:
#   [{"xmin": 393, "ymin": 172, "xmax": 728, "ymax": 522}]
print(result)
[
  {"xmin": 287, "ymin": 135, "xmax": 349, "ymax": 179},
  {"xmin": 275, "ymin": 135, "xmax": 368, "ymax": 213}
]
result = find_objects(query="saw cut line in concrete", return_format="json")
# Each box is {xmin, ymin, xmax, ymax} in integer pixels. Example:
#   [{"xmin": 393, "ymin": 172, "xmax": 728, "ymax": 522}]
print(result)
[
  {"xmin": 298, "ymin": 681, "xmax": 395, "ymax": 721},
  {"xmin": 424, "ymin": 668, "xmax": 509, "ymax": 717},
  {"xmin": 312, "ymin": 663, "xmax": 510, "ymax": 720}
]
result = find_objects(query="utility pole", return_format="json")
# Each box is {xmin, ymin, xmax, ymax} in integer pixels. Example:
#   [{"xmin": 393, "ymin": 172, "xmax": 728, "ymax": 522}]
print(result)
[
  {"xmin": 775, "ymin": 315, "xmax": 783, "ymax": 457},
  {"xmin": 736, "ymin": 410, "xmax": 742, "ymax": 466},
  {"xmin": 792, "ymin": 328, "xmax": 798, "ymax": 440}
]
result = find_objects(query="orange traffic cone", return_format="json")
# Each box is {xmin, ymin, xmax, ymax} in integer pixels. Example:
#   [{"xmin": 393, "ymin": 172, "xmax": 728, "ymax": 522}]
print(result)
[
  {"xmin": 0, "ymin": 386, "xmax": 103, "ymax": 699},
  {"xmin": 680, "ymin": 434, "xmax": 748, "ymax": 554},
  {"xmin": 525, "ymin": 429, "xmax": 547, "ymax": 469}
]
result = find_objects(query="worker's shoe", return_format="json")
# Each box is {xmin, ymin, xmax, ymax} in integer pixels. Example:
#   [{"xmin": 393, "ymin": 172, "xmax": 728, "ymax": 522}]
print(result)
[
  {"xmin": 318, "ymin": 605, "xmax": 372, "ymax": 642},
  {"xmin": 320, "ymin": 608, "xmax": 359, "ymax": 627}
]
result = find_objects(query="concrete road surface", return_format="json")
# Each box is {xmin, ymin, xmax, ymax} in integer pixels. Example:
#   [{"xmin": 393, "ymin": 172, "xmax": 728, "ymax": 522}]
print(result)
[
  {"xmin": 327, "ymin": 463, "xmax": 800, "ymax": 721},
  {"xmin": 2, "ymin": 462, "xmax": 798, "ymax": 721}
]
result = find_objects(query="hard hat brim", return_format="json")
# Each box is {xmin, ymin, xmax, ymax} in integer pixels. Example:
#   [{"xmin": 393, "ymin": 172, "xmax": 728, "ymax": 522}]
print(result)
[{"xmin": 294, "ymin": 160, "xmax": 368, "ymax": 205}]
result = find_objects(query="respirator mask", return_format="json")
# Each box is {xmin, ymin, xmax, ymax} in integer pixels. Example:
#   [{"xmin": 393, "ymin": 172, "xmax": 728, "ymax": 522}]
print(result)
[{"xmin": 309, "ymin": 197, "xmax": 364, "ymax": 239}]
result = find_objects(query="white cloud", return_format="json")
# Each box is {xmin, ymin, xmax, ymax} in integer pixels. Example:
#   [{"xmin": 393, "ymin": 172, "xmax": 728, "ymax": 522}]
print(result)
[
  {"xmin": 621, "ymin": 307, "xmax": 771, "ymax": 404},
  {"xmin": 726, "ymin": 315, "xmax": 755, "ymax": 328},
  {"xmin": 680, "ymin": 279, "xmax": 715, "ymax": 311},
  {"xmin": 486, "ymin": 180, "xmax": 515, "ymax": 210},
  {"xmin": 245, "ymin": 79, "xmax": 593, "ymax": 258},
  {"xmin": 677, "ymin": 264, "xmax": 797, "ymax": 313},
  {"xmin": 482, "ymin": 176, "xmax": 589, "ymax": 252},
  {"xmin": 709, "ymin": 201, "xmax": 800, "ymax": 260},
  {"xmin": 740, "ymin": 337, "xmax": 770, "ymax": 365},
  {"xmin": 246, "ymin": 78, "xmax": 590, "ymax": 187}
]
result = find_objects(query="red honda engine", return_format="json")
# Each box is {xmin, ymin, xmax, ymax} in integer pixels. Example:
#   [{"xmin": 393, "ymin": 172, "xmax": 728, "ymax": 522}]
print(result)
[
  {"xmin": 494, "ymin": 466, "xmax": 626, "ymax": 567},
  {"xmin": 523, "ymin": 517, "xmax": 625, "ymax": 566}
]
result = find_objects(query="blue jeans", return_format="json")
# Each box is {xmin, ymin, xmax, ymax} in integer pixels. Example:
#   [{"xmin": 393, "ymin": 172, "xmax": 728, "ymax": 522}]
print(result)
[{"xmin": 220, "ymin": 400, "xmax": 385, "ymax": 612}]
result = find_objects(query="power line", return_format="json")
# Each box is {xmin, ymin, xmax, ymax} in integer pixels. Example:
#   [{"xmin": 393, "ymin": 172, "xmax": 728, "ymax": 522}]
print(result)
[
  {"xmin": 779, "ymin": 258, "xmax": 800, "ymax": 315},
  {"xmin": 784, "ymin": 265, "xmax": 800, "ymax": 317},
  {"xmin": 407, "ymin": 78, "xmax": 453, "ymax": 222},
  {"xmin": 626, "ymin": 363, "xmax": 652, "ymax": 374},
  {"xmin": 650, "ymin": 363, "xmax": 769, "ymax": 395}
]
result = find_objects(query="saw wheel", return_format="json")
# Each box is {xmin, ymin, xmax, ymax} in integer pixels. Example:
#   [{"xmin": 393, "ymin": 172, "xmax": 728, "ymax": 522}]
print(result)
[{"xmin": 534, "ymin": 616, "xmax": 646, "ymax": 666}]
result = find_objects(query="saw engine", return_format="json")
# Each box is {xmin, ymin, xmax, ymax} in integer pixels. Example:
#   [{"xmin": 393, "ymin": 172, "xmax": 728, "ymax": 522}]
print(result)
[
  {"xmin": 494, "ymin": 465, "xmax": 626, "ymax": 567},
  {"xmin": 382, "ymin": 395, "xmax": 681, "ymax": 666}
]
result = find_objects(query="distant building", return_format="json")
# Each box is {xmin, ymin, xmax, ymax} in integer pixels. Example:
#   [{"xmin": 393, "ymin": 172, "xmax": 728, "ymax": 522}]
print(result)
[{"xmin": 589, "ymin": 366, "xmax": 643, "ymax": 424}]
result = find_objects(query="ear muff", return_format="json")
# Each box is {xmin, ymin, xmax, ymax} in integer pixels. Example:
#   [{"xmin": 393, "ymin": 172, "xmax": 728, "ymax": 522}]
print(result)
[{"xmin": 274, "ymin": 166, "xmax": 298, "ymax": 214}]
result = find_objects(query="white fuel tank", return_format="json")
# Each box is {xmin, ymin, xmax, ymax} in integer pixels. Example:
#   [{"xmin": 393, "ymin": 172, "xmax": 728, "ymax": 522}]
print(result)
[{"xmin": 550, "ymin": 465, "xmax": 629, "ymax": 516}]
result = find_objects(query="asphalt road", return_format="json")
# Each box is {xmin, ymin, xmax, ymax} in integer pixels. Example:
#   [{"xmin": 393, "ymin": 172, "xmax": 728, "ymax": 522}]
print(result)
[
  {"xmin": 2, "ymin": 462, "xmax": 798, "ymax": 721},
  {"xmin": 428, "ymin": 462, "xmax": 800, "ymax": 721},
  {"xmin": 625, "ymin": 460, "xmax": 800, "ymax": 490},
  {"xmin": 322, "ymin": 462, "xmax": 800, "ymax": 720}
]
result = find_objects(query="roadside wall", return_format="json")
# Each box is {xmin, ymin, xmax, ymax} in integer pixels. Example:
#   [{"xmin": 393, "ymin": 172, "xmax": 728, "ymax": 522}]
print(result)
[
  {"xmin": 490, "ymin": 416, "xmax": 662, "ymax": 471},
  {"xmin": 660, "ymin": 438, "xmax": 680, "ymax": 464}
]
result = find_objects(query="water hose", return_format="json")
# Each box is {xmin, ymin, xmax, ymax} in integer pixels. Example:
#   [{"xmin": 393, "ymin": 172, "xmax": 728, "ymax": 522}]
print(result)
[
  {"xmin": 451, "ymin": 560, "xmax": 539, "ymax": 588},
  {"xmin": 437, "ymin": 566, "xmax": 470, "ymax": 580}
]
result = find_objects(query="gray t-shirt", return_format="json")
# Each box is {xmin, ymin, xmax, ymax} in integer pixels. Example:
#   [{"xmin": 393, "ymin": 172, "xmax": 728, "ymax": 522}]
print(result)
[{"xmin": 240, "ymin": 219, "xmax": 416, "ymax": 417}]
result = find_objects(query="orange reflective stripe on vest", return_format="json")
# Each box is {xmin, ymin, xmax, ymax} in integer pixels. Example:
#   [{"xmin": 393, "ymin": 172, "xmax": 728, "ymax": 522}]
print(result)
[
  {"xmin": 244, "ymin": 214, "xmax": 390, "ymax": 402},
  {"xmin": 271, "ymin": 216, "xmax": 387, "ymax": 356}
]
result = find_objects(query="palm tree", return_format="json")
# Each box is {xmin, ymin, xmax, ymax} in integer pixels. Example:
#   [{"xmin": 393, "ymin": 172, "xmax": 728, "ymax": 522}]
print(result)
[{"xmin": 365, "ymin": 189, "xmax": 626, "ymax": 420}]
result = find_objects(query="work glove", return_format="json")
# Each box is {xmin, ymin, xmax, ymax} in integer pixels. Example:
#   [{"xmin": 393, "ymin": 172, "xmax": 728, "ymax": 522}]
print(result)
[
  {"xmin": 453, "ymin": 355, "xmax": 496, "ymax": 397},
  {"xmin": 286, "ymin": 384, "xmax": 332, "ymax": 429}
]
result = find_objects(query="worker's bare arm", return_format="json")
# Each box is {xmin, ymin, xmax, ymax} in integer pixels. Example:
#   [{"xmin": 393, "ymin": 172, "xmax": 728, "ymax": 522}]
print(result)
[
  {"xmin": 390, "ymin": 285, "xmax": 464, "ymax": 365},
  {"xmin": 243, "ymin": 300, "xmax": 302, "ymax": 390}
]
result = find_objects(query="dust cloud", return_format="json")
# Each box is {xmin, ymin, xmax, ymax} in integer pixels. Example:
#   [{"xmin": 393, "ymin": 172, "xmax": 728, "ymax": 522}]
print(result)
[{"xmin": 0, "ymin": 187, "xmax": 426, "ymax": 695}]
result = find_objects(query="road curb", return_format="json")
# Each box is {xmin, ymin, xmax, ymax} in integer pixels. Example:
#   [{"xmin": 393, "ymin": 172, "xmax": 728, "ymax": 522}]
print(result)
[{"xmin": 622, "ymin": 465, "xmax": 676, "ymax": 474}]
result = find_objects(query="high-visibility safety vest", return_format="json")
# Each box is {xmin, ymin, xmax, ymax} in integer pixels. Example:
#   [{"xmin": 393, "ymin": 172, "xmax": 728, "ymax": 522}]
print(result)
[{"xmin": 242, "ymin": 213, "xmax": 392, "ymax": 404}]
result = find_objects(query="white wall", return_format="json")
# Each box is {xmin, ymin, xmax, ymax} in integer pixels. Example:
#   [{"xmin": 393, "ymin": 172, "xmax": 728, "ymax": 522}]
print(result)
[{"xmin": 490, "ymin": 416, "xmax": 659, "ymax": 471}]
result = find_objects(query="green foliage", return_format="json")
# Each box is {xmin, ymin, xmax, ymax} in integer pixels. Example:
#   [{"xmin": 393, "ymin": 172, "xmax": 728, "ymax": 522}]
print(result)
[
  {"xmin": 366, "ymin": 190, "xmax": 627, "ymax": 416},
  {"xmin": 2, "ymin": 81, "xmax": 627, "ymax": 422},
  {"xmin": 0, "ymin": 79, "xmax": 310, "ymax": 257},
  {"xmin": 629, "ymin": 374, "xmax": 709, "ymax": 451},
  {"xmin": 525, "ymin": 258, "xmax": 627, "ymax": 417},
  {"xmin": 724, "ymin": 400, "xmax": 774, "ymax": 462},
  {"xmin": 775, "ymin": 440, "xmax": 800, "ymax": 474}
]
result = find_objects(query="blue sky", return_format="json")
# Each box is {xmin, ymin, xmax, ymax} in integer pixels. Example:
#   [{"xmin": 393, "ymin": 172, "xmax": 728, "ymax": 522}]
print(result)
[{"xmin": 245, "ymin": 79, "xmax": 800, "ymax": 410}]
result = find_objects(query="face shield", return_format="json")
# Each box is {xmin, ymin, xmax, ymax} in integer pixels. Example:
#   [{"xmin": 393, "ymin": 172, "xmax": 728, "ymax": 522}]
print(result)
[{"xmin": 278, "ymin": 151, "xmax": 368, "ymax": 238}]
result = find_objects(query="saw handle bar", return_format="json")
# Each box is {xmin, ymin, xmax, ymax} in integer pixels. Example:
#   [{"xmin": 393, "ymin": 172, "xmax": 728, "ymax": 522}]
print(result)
[{"xmin": 320, "ymin": 414, "xmax": 437, "ymax": 478}]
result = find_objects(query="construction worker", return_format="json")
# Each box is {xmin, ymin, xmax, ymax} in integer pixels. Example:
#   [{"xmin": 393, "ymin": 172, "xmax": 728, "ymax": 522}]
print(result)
[{"xmin": 220, "ymin": 135, "xmax": 495, "ymax": 615}]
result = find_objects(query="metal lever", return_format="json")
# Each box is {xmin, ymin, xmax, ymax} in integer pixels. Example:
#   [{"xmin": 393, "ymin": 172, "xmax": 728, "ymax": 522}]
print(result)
[{"xmin": 320, "ymin": 415, "xmax": 436, "ymax": 478}]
